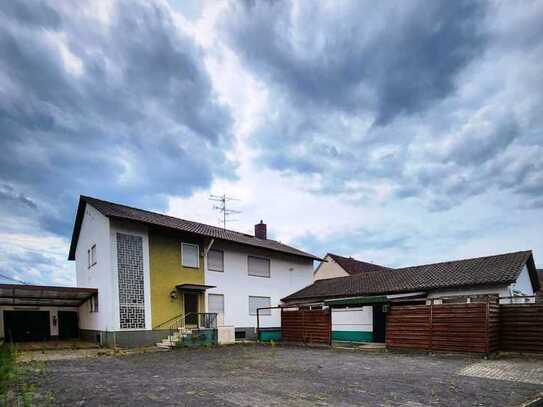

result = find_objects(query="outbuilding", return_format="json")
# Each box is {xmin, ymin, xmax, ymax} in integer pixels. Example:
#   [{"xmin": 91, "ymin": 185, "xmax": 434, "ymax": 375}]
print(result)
[
  {"xmin": 282, "ymin": 251, "xmax": 540, "ymax": 345},
  {"xmin": 0, "ymin": 284, "xmax": 97, "ymax": 342}
]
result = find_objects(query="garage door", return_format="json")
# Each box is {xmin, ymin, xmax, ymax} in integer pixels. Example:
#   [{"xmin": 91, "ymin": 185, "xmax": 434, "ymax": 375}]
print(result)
[{"xmin": 3, "ymin": 311, "xmax": 50, "ymax": 342}]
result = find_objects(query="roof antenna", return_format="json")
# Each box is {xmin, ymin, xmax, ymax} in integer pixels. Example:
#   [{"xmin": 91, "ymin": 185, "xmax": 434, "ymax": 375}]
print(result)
[{"xmin": 209, "ymin": 193, "xmax": 242, "ymax": 229}]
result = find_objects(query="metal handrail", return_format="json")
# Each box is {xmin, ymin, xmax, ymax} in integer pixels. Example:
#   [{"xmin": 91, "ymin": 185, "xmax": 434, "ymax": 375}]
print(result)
[
  {"xmin": 154, "ymin": 312, "xmax": 186, "ymax": 329},
  {"xmin": 168, "ymin": 313, "xmax": 218, "ymax": 347}
]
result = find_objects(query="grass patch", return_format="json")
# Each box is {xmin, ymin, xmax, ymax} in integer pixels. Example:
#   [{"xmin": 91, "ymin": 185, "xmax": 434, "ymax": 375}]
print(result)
[
  {"xmin": 0, "ymin": 343, "xmax": 17, "ymax": 394},
  {"xmin": 0, "ymin": 344, "xmax": 53, "ymax": 406}
]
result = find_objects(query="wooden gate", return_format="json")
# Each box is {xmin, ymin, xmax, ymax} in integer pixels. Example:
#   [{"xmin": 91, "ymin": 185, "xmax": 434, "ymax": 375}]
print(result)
[
  {"xmin": 281, "ymin": 308, "xmax": 331, "ymax": 344},
  {"xmin": 386, "ymin": 303, "xmax": 500, "ymax": 353},
  {"xmin": 500, "ymin": 304, "xmax": 543, "ymax": 353}
]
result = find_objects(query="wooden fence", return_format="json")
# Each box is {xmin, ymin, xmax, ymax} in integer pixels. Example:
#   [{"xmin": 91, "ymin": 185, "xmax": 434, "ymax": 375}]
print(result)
[
  {"xmin": 500, "ymin": 304, "xmax": 543, "ymax": 353},
  {"xmin": 281, "ymin": 308, "xmax": 331, "ymax": 345},
  {"xmin": 386, "ymin": 303, "xmax": 500, "ymax": 353}
]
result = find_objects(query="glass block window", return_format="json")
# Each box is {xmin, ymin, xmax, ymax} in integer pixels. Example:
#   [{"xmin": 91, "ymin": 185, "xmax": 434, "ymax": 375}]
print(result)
[
  {"xmin": 208, "ymin": 294, "xmax": 224, "ymax": 314},
  {"xmin": 249, "ymin": 296, "xmax": 271, "ymax": 316},
  {"xmin": 117, "ymin": 233, "xmax": 145, "ymax": 329},
  {"xmin": 248, "ymin": 256, "xmax": 270, "ymax": 278},
  {"xmin": 182, "ymin": 243, "xmax": 199, "ymax": 268},
  {"xmin": 208, "ymin": 249, "xmax": 224, "ymax": 272}
]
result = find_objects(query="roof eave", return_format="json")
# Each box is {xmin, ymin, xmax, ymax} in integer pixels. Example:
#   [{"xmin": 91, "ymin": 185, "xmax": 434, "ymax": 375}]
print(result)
[{"xmin": 68, "ymin": 197, "xmax": 87, "ymax": 261}]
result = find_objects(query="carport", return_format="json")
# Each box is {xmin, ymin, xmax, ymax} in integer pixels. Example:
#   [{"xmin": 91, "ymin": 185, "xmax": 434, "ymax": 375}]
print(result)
[{"xmin": 0, "ymin": 284, "xmax": 97, "ymax": 342}]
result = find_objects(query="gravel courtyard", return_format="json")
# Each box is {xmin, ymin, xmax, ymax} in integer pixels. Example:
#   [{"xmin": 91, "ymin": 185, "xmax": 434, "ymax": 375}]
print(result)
[{"xmin": 26, "ymin": 345, "xmax": 543, "ymax": 406}]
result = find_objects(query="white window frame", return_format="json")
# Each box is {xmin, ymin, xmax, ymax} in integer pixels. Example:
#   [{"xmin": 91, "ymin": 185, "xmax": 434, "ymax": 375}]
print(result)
[
  {"xmin": 247, "ymin": 255, "xmax": 271, "ymax": 278},
  {"xmin": 181, "ymin": 242, "xmax": 200, "ymax": 268},
  {"xmin": 207, "ymin": 249, "xmax": 224, "ymax": 272},
  {"xmin": 249, "ymin": 296, "xmax": 271, "ymax": 316}
]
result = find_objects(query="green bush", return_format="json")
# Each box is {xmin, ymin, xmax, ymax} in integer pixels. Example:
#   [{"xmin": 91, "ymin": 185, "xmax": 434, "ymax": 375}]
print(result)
[{"xmin": 0, "ymin": 343, "xmax": 16, "ymax": 394}]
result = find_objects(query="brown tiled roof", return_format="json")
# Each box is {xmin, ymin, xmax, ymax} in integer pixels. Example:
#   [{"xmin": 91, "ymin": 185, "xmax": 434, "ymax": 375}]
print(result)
[
  {"xmin": 328, "ymin": 253, "xmax": 392, "ymax": 275},
  {"xmin": 283, "ymin": 251, "xmax": 539, "ymax": 302},
  {"xmin": 68, "ymin": 196, "xmax": 321, "ymax": 261}
]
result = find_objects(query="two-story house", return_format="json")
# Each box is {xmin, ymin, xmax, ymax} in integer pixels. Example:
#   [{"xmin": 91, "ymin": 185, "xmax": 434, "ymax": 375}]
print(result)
[{"xmin": 69, "ymin": 196, "xmax": 320, "ymax": 347}]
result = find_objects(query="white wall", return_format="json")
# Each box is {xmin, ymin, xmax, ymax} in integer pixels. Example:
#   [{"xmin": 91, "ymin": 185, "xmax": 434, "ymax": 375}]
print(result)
[
  {"xmin": 427, "ymin": 286, "xmax": 510, "ymax": 300},
  {"xmin": 76, "ymin": 204, "xmax": 113, "ymax": 331},
  {"xmin": 313, "ymin": 255, "xmax": 348, "ymax": 281},
  {"xmin": 205, "ymin": 241, "xmax": 314, "ymax": 328},
  {"xmin": 0, "ymin": 306, "xmax": 79, "ymax": 338},
  {"xmin": 109, "ymin": 219, "xmax": 152, "ymax": 331},
  {"xmin": 511, "ymin": 265, "xmax": 534, "ymax": 296},
  {"xmin": 332, "ymin": 307, "xmax": 372, "ymax": 332}
]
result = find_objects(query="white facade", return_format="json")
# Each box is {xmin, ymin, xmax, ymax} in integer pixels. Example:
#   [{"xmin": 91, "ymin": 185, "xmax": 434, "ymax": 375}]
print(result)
[
  {"xmin": 74, "ymin": 203, "xmax": 315, "ymax": 334},
  {"xmin": 76, "ymin": 204, "xmax": 113, "ymax": 332},
  {"xmin": 76, "ymin": 209, "xmax": 153, "ymax": 332},
  {"xmin": 205, "ymin": 240, "xmax": 314, "ymax": 329},
  {"xmin": 314, "ymin": 254, "xmax": 349, "ymax": 280}
]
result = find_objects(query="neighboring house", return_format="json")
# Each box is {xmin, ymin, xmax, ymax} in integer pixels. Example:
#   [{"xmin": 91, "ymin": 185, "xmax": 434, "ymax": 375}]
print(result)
[
  {"xmin": 314, "ymin": 253, "xmax": 391, "ymax": 280},
  {"xmin": 68, "ymin": 196, "xmax": 320, "ymax": 346},
  {"xmin": 283, "ymin": 251, "xmax": 540, "ymax": 343}
]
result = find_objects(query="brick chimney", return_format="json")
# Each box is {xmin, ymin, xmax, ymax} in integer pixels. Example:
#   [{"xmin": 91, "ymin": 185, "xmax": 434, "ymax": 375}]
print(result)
[{"xmin": 254, "ymin": 220, "xmax": 267, "ymax": 239}]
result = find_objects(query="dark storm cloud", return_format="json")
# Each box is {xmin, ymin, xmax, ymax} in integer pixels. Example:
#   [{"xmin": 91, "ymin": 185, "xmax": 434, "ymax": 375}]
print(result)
[
  {"xmin": 0, "ymin": 0, "xmax": 235, "ymax": 237},
  {"xmin": 223, "ymin": 0, "xmax": 486, "ymax": 124},
  {"xmin": 221, "ymin": 0, "xmax": 543, "ymax": 211}
]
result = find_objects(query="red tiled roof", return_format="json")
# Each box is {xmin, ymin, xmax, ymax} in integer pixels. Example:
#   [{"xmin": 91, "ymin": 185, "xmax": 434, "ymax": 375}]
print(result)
[{"xmin": 328, "ymin": 253, "xmax": 392, "ymax": 275}]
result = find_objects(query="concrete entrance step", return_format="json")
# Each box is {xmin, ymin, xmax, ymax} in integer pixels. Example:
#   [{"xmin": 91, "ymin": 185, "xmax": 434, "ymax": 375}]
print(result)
[{"xmin": 332, "ymin": 341, "xmax": 386, "ymax": 352}]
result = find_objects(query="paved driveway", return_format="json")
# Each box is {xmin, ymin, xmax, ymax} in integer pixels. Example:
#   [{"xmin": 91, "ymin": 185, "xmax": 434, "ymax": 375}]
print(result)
[{"xmin": 27, "ymin": 345, "xmax": 543, "ymax": 406}]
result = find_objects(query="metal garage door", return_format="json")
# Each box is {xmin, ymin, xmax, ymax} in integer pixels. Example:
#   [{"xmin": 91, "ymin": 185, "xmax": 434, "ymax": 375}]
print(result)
[{"xmin": 3, "ymin": 310, "xmax": 50, "ymax": 342}]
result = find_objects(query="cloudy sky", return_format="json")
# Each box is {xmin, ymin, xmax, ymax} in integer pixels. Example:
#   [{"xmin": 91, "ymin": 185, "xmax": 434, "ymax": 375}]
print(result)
[{"xmin": 1, "ymin": 0, "xmax": 542, "ymax": 286}]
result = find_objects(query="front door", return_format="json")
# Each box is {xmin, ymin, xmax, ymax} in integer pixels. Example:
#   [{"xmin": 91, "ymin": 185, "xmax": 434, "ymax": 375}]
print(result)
[
  {"xmin": 184, "ymin": 293, "xmax": 199, "ymax": 326},
  {"xmin": 58, "ymin": 311, "xmax": 79, "ymax": 339},
  {"xmin": 372, "ymin": 304, "xmax": 386, "ymax": 343}
]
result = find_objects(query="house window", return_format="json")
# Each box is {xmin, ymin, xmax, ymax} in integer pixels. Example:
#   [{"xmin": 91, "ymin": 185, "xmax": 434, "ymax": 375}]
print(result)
[
  {"xmin": 249, "ymin": 296, "xmax": 271, "ymax": 316},
  {"xmin": 208, "ymin": 249, "xmax": 224, "ymax": 272},
  {"xmin": 248, "ymin": 256, "xmax": 270, "ymax": 278},
  {"xmin": 181, "ymin": 243, "xmax": 200, "ymax": 268},
  {"xmin": 88, "ymin": 244, "xmax": 97, "ymax": 268},
  {"xmin": 208, "ymin": 294, "xmax": 224, "ymax": 314},
  {"xmin": 89, "ymin": 294, "xmax": 99, "ymax": 313},
  {"xmin": 91, "ymin": 244, "xmax": 96, "ymax": 266}
]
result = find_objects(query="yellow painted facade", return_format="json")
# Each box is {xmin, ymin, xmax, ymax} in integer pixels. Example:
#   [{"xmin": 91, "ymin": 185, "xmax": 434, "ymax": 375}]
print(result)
[{"xmin": 148, "ymin": 230, "xmax": 206, "ymax": 328}]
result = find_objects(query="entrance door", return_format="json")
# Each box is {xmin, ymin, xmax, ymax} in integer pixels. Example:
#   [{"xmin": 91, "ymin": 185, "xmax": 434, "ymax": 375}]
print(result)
[
  {"xmin": 3, "ymin": 311, "xmax": 50, "ymax": 342},
  {"xmin": 184, "ymin": 293, "xmax": 199, "ymax": 326},
  {"xmin": 372, "ymin": 304, "xmax": 386, "ymax": 343},
  {"xmin": 58, "ymin": 311, "xmax": 79, "ymax": 339}
]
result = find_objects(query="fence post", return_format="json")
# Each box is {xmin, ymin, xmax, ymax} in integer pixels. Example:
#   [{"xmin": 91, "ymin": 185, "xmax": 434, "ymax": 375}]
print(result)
[
  {"xmin": 302, "ymin": 309, "xmax": 305, "ymax": 344},
  {"xmin": 327, "ymin": 307, "xmax": 332, "ymax": 345},
  {"xmin": 429, "ymin": 303, "xmax": 433, "ymax": 352}
]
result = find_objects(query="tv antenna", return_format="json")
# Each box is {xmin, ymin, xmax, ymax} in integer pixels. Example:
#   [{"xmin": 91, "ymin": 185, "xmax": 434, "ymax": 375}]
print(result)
[{"xmin": 209, "ymin": 193, "xmax": 242, "ymax": 229}]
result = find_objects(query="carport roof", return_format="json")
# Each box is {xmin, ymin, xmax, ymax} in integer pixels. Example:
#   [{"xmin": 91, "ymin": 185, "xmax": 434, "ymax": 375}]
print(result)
[{"xmin": 0, "ymin": 284, "xmax": 97, "ymax": 307}]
